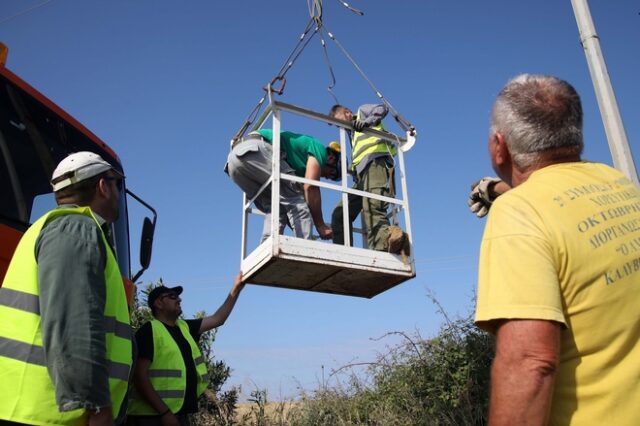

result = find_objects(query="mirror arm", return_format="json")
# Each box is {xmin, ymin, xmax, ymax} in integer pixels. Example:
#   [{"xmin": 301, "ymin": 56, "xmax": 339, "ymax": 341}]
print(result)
[{"xmin": 126, "ymin": 189, "xmax": 158, "ymax": 283}]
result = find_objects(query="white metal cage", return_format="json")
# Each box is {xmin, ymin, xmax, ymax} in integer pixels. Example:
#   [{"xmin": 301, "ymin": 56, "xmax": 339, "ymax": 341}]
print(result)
[{"xmin": 236, "ymin": 100, "xmax": 416, "ymax": 298}]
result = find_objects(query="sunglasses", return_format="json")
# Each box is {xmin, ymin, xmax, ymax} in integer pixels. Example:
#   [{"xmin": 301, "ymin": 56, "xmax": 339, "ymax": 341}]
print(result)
[{"xmin": 104, "ymin": 176, "xmax": 123, "ymax": 191}]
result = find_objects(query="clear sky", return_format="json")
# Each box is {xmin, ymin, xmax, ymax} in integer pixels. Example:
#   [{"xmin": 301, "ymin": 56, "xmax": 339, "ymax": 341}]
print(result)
[{"xmin": 1, "ymin": 0, "xmax": 638, "ymax": 400}]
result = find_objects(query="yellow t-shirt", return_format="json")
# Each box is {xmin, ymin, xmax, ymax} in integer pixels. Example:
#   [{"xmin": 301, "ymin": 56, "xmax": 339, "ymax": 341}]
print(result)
[{"xmin": 475, "ymin": 162, "xmax": 640, "ymax": 425}]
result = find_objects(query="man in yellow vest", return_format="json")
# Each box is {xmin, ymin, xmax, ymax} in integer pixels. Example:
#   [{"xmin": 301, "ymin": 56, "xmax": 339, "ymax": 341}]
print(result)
[
  {"xmin": 329, "ymin": 104, "xmax": 409, "ymax": 254},
  {"xmin": 127, "ymin": 274, "xmax": 244, "ymax": 426},
  {"xmin": 0, "ymin": 151, "xmax": 132, "ymax": 425}
]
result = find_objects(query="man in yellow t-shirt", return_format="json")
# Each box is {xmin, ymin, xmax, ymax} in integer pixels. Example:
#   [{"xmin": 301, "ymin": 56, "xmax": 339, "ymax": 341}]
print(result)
[{"xmin": 475, "ymin": 74, "xmax": 640, "ymax": 425}]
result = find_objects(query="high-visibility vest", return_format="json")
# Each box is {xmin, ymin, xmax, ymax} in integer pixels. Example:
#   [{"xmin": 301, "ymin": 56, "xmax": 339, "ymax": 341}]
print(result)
[
  {"xmin": 0, "ymin": 206, "xmax": 132, "ymax": 426},
  {"xmin": 351, "ymin": 110, "xmax": 397, "ymax": 169},
  {"xmin": 128, "ymin": 319, "xmax": 209, "ymax": 415}
]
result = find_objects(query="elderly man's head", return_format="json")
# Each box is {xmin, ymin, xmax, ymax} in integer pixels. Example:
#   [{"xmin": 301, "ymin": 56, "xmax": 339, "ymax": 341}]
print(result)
[{"xmin": 490, "ymin": 75, "xmax": 584, "ymax": 169}]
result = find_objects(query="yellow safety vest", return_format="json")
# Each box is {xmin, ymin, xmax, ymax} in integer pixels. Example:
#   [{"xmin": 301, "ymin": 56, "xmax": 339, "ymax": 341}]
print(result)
[
  {"xmin": 351, "ymin": 111, "xmax": 397, "ymax": 169},
  {"xmin": 0, "ymin": 207, "xmax": 132, "ymax": 426},
  {"xmin": 128, "ymin": 319, "xmax": 209, "ymax": 415}
]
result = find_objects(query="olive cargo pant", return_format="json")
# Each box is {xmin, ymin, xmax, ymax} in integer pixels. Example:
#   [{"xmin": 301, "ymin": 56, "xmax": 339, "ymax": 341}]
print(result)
[{"xmin": 331, "ymin": 157, "xmax": 393, "ymax": 251}]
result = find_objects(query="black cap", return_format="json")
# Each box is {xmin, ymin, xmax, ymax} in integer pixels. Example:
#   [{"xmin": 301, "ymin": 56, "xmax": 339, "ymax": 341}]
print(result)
[{"xmin": 147, "ymin": 285, "xmax": 183, "ymax": 309}]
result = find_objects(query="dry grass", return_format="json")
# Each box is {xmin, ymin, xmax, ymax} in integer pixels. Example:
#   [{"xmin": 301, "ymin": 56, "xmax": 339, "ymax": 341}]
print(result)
[{"xmin": 235, "ymin": 399, "xmax": 298, "ymax": 424}]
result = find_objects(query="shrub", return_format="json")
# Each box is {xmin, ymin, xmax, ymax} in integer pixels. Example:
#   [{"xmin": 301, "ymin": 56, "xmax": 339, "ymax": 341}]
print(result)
[{"xmin": 247, "ymin": 304, "xmax": 494, "ymax": 425}]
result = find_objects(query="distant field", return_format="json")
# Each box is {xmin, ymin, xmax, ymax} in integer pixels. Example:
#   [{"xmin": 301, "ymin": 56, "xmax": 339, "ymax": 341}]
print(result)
[{"xmin": 235, "ymin": 400, "xmax": 297, "ymax": 422}]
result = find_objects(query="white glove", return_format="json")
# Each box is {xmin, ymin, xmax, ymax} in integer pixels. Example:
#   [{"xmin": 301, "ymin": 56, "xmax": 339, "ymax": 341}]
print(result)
[{"xmin": 468, "ymin": 177, "xmax": 502, "ymax": 218}]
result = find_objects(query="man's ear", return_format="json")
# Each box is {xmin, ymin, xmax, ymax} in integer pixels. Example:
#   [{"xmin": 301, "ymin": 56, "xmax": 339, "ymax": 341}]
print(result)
[
  {"xmin": 493, "ymin": 132, "xmax": 510, "ymax": 166},
  {"xmin": 96, "ymin": 176, "xmax": 109, "ymax": 198}
]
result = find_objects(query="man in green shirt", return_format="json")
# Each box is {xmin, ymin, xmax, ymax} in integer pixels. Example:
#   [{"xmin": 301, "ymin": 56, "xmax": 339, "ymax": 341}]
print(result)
[{"xmin": 226, "ymin": 129, "xmax": 341, "ymax": 240}]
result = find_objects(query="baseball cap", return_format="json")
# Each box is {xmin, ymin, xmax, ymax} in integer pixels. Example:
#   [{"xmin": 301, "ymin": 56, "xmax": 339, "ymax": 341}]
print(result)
[
  {"xmin": 51, "ymin": 151, "xmax": 119, "ymax": 192},
  {"xmin": 147, "ymin": 285, "xmax": 183, "ymax": 309}
]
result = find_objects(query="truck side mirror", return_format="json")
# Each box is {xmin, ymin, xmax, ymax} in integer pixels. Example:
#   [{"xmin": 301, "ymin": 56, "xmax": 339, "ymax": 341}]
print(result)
[
  {"xmin": 127, "ymin": 188, "xmax": 157, "ymax": 283},
  {"xmin": 132, "ymin": 217, "xmax": 155, "ymax": 283},
  {"xmin": 140, "ymin": 217, "xmax": 154, "ymax": 270}
]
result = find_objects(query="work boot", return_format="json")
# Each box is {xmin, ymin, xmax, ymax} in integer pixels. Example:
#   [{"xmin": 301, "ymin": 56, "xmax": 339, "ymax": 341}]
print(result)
[
  {"xmin": 401, "ymin": 233, "xmax": 411, "ymax": 257},
  {"xmin": 387, "ymin": 225, "xmax": 408, "ymax": 255}
]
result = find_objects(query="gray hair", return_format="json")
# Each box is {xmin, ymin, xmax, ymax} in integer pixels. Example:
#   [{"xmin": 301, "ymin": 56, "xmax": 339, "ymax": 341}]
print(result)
[{"xmin": 491, "ymin": 74, "xmax": 583, "ymax": 168}]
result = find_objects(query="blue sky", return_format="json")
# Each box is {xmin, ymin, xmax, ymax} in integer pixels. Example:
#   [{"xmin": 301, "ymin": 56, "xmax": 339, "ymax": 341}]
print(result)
[{"xmin": 1, "ymin": 0, "xmax": 638, "ymax": 400}]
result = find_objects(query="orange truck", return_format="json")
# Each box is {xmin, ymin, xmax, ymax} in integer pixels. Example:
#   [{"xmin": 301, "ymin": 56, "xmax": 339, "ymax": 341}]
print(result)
[{"xmin": 0, "ymin": 43, "xmax": 156, "ymax": 300}]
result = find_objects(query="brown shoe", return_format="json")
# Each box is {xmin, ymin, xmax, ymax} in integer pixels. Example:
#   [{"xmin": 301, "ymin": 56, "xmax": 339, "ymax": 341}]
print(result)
[{"xmin": 387, "ymin": 226, "xmax": 406, "ymax": 255}]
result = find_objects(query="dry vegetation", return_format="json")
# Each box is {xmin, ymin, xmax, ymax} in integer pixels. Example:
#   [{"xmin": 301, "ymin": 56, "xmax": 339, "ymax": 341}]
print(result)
[{"xmin": 135, "ymin": 283, "xmax": 494, "ymax": 425}]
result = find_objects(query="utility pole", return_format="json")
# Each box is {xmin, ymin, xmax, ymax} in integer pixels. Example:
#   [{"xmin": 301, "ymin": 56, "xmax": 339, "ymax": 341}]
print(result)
[{"xmin": 570, "ymin": 0, "xmax": 639, "ymax": 186}]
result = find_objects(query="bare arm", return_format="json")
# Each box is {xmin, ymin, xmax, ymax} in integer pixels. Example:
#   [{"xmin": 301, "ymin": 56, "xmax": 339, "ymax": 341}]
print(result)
[
  {"xmin": 132, "ymin": 357, "xmax": 170, "ymax": 415},
  {"xmin": 491, "ymin": 180, "xmax": 511, "ymax": 198},
  {"xmin": 304, "ymin": 156, "xmax": 332, "ymax": 239},
  {"xmin": 131, "ymin": 358, "xmax": 179, "ymax": 425},
  {"xmin": 199, "ymin": 272, "xmax": 245, "ymax": 334},
  {"xmin": 489, "ymin": 319, "xmax": 561, "ymax": 426}
]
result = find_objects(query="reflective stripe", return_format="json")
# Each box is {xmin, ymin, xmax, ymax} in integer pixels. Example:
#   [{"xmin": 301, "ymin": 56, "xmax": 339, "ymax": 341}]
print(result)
[
  {"xmin": 0, "ymin": 339, "xmax": 129, "ymax": 379},
  {"xmin": 149, "ymin": 369, "xmax": 182, "ymax": 378},
  {"xmin": 354, "ymin": 133, "xmax": 372, "ymax": 144},
  {"xmin": 201, "ymin": 374, "xmax": 210, "ymax": 382},
  {"xmin": 194, "ymin": 355, "xmax": 204, "ymax": 365},
  {"xmin": 0, "ymin": 296, "xmax": 131, "ymax": 379},
  {"xmin": 129, "ymin": 387, "xmax": 183, "ymax": 400},
  {"xmin": 104, "ymin": 316, "xmax": 132, "ymax": 340},
  {"xmin": 0, "ymin": 291, "xmax": 130, "ymax": 340},
  {"xmin": 156, "ymin": 390, "xmax": 184, "ymax": 399},
  {"xmin": 108, "ymin": 360, "xmax": 131, "ymax": 381},
  {"xmin": 352, "ymin": 139, "xmax": 393, "ymax": 161},
  {"xmin": 0, "ymin": 336, "xmax": 45, "ymax": 365},
  {"xmin": 0, "ymin": 288, "xmax": 40, "ymax": 314}
]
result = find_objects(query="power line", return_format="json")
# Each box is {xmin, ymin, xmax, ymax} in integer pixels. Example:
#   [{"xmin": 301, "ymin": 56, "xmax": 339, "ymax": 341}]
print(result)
[{"xmin": 0, "ymin": 0, "xmax": 55, "ymax": 25}]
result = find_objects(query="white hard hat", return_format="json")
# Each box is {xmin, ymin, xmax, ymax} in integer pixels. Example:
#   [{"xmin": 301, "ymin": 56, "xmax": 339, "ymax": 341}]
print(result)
[{"xmin": 51, "ymin": 151, "xmax": 114, "ymax": 192}]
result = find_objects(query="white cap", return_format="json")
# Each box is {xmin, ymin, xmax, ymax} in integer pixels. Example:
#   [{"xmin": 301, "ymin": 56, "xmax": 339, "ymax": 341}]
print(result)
[{"xmin": 51, "ymin": 151, "xmax": 114, "ymax": 192}]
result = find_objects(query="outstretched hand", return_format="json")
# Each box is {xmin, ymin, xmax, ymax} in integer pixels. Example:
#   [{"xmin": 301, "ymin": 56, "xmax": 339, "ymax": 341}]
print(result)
[
  {"xmin": 231, "ymin": 271, "xmax": 245, "ymax": 297},
  {"xmin": 468, "ymin": 177, "xmax": 502, "ymax": 218}
]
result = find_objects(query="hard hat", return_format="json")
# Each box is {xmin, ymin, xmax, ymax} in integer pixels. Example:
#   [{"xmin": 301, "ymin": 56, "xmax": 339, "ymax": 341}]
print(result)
[
  {"xmin": 51, "ymin": 151, "xmax": 114, "ymax": 192},
  {"xmin": 327, "ymin": 141, "xmax": 341, "ymax": 153},
  {"xmin": 325, "ymin": 141, "xmax": 343, "ymax": 181}
]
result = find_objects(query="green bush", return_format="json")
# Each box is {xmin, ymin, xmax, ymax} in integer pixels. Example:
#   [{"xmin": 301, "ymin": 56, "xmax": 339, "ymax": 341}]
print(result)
[
  {"xmin": 244, "ymin": 308, "xmax": 494, "ymax": 426},
  {"xmin": 287, "ymin": 315, "xmax": 493, "ymax": 425}
]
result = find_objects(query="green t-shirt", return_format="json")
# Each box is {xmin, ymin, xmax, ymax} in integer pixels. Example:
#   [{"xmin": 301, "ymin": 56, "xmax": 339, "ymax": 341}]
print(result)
[{"xmin": 257, "ymin": 129, "xmax": 327, "ymax": 177}]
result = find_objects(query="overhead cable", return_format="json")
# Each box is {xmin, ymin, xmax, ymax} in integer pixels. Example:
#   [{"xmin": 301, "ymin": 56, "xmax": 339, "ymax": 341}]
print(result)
[
  {"xmin": 320, "ymin": 25, "xmax": 415, "ymax": 133},
  {"xmin": 0, "ymin": 0, "xmax": 55, "ymax": 25},
  {"xmin": 232, "ymin": 18, "xmax": 320, "ymax": 142}
]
